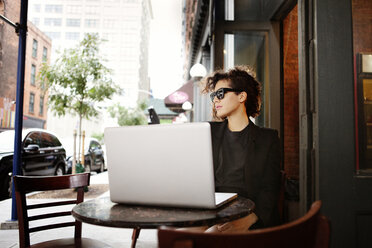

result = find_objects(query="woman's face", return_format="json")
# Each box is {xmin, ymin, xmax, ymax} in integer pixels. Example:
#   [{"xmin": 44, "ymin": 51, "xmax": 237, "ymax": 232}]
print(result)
[{"xmin": 212, "ymin": 79, "xmax": 242, "ymax": 119}]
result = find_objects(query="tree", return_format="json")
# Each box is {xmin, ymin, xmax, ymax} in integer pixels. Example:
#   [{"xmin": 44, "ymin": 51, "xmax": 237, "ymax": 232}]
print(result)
[
  {"xmin": 108, "ymin": 101, "xmax": 148, "ymax": 126},
  {"xmin": 39, "ymin": 33, "xmax": 119, "ymax": 166}
]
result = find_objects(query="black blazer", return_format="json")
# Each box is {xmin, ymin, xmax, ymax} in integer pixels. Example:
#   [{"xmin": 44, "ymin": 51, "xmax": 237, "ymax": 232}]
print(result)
[{"xmin": 210, "ymin": 120, "xmax": 281, "ymax": 228}]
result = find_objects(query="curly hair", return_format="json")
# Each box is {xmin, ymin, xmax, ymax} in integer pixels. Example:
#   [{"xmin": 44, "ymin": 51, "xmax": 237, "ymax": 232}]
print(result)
[{"xmin": 202, "ymin": 66, "xmax": 261, "ymax": 119}]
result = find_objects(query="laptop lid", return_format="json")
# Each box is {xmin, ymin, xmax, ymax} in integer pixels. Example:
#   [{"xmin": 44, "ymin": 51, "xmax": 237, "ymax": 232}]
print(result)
[{"xmin": 104, "ymin": 123, "xmax": 230, "ymax": 209}]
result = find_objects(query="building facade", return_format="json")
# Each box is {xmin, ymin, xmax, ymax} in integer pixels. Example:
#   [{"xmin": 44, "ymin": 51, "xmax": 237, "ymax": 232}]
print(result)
[
  {"xmin": 23, "ymin": 21, "xmax": 51, "ymax": 129},
  {"xmin": 0, "ymin": 0, "xmax": 51, "ymax": 130},
  {"xmin": 27, "ymin": 0, "xmax": 153, "ymax": 107},
  {"xmin": 0, "ymin": 0, "xmax": 19, "ymax": 130},
  {"xmin": 185, "ymin": 0, "xmax": 372, "ymax": 247}
]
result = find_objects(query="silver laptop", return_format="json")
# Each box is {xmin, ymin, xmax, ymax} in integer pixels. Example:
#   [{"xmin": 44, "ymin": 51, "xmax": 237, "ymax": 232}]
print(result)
[{"xmin": 104, "ymin": 122, "xmax": 237, "ymax": 209}]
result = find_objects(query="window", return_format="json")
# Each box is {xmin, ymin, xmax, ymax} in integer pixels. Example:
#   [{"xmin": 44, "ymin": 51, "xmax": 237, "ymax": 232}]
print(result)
[
  {"xmin": 31, "ymin": 64, "xmax": 36, "ymax": 85},
  {"xmin": 40, "ymin": 132, "xmax": 54, "ymax": 148},
  {"xmin": 224, "ymin": 31, "xmax": 268, "ymax": 126},
  {"xmin": 45, "ymin": 32, "xmax": 61, "ymax": 40},
  {"xmin": 39, "ymin": 96, "xmax": 44, "ymax": 116},
  {"xmin": 103, "ymin": 19, "xmax": 117, "ymax": 28},
  {"xmin": 29, "ymin": 93, "xmax": 35, "ymax": 113},
  {"xmin": 65, "ymin": 32, "xmax": 80, "ymax": 40},
  {"xmin": 84, "ymin": 19, "xmax": 99, "ymax": 28},
  {"xmin": 66, "ymin": 5, "xmax": 82, "ymax": 14},
  {"xmin": 45, "ymin": 5, "xmax": 63, "ymax": 13},
  {"xmin": 42, "ymin": 47, "xmax": 48, "ymax": 61},
  {"xmin": 44, "ymin": 18, "xmax": 62, "ymax": 26},
  {"xmin": 32, "ymin": 39, "xmax": 38, "ymax": 57},
  {"xmin": 86, "ymin": 5, "xmax": 100, "ymax": 15},
  {"xmin": 24, "ymin": 132, "xmax": 40, "ymax": 147},
  {"xmin": 66, "ymin": 18, "xmax": 81, "ymax": 27},
  {"xmin": 33, "ymin": 4, "xmax": 41, "ymax": 13},
  {"xmin": 32, "ymin": 18, "xmax": 40, "ymax": 26}
]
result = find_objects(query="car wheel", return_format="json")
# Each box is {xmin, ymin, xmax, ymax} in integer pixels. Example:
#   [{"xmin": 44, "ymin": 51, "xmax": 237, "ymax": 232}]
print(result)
[
  {"xmin": 8, "ymin": 175, "xmax": 12, "ymax": 198},
  {"xmin": 99, "ymin": 160, "xmax": 104, "ymax": 173},
  {"xmin": 55, "ymin": 165, "xmax": 64, "ymax": 176},
  {"xmin": 1, "ymin": 172, "xmax": 12, "ymax": 199}
]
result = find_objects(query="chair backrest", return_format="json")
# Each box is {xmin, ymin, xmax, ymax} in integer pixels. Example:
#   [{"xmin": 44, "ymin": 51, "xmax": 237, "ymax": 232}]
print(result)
[
  {"xmin": 278, "ymin": 170, "xmax": 286, "ymax": 223},
  {"xmin": 158, "ymin": 200, "xmax": 331, "ymax": 248},
  {"xmin": 14, "ymin": 173, "xmax": 90, "ymax": 248}
]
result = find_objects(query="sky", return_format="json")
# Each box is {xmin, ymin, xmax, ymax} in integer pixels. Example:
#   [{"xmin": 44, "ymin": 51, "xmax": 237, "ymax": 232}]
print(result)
[{"xmin": 148, "ymin": 0, "xmax": 184, "ymax": 99}]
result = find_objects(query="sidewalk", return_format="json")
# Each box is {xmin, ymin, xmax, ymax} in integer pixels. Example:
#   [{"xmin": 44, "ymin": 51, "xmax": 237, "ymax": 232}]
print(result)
[{"xmin": 0, "ymin": 172, "xmax": 158, "ymax": 248}]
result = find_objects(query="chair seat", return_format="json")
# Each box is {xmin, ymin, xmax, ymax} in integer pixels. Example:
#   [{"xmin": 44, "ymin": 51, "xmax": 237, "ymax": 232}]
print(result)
[{"xmin": 30, "ymin": 237, "xmax": 112, "ymax": 248}]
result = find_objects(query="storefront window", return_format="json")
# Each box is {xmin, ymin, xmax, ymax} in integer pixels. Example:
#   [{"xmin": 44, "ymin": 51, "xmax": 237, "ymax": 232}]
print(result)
[
  {"xmin": 223, "ymin": 32, "xmax": 267, "ymax": 126},
  {"xmin": 352, "ymin": 0, "xmax": 372, "ymax": 172},
  {"xmin": 224, "ymin": 0, "xmax": 268, "ymax": 21},
  {"xmin": 357, "ymin": 54, "xmax": 372, "ymax": 171}
]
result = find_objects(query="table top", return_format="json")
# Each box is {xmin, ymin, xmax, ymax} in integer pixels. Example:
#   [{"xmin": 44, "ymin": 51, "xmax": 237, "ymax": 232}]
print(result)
[{"xmin": 72, "ymin": 196, "xmax": 255, "ymax": 229}]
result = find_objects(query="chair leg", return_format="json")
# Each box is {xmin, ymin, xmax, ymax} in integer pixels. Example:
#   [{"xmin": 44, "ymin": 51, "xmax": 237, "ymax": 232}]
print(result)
[{"xmin": 131, "ymin": 228, "xmax": 141, "ymax": 248}]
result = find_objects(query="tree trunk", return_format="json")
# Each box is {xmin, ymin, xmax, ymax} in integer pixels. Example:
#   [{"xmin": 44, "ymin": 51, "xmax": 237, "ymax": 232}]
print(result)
[{"xmin": 78, "ymin": 114, "xmax": 82, "ymax": 163}]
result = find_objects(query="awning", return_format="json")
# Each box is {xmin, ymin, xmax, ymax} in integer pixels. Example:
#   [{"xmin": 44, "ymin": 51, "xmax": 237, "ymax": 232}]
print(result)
[{"xmin": 164, "ymin": 80, "xmax": 193, "ymax": 113}]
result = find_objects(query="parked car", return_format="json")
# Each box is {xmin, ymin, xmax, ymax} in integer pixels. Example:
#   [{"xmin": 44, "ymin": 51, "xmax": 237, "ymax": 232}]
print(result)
[
  {"xmin": 0, "ymin": 129, "xmax": 67, "ymax": 200},
  {"xmin": 64, "ymin": 137, "xmax": 106, "ymax": 174}
]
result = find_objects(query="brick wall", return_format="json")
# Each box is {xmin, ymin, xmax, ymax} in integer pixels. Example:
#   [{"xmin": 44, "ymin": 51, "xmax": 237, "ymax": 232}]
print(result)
[
  {"xmin": 352, "ymin": 0, "xmax": 372, "ymax": 54},
  {"xmin": 23, "ymin": 21, "xmax": 51, "ymax": 128},
  {"xmin": 0, "ymin": 0, "xmax": 51, "ymax": 129},
  {"xmin": 283, "ymin": 5, "xmax": 299, "ymax": 179},
  {"xmin": 0, "ymin": 0, "xmax": 19, "ymax": 101},
  {"xmin": 183, "ymin": 0, "xmax": 198, "ymax": 80}
]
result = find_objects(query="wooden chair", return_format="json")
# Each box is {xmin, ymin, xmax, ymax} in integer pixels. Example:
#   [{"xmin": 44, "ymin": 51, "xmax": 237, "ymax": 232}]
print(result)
[
  {"xmin": 278, "ymin": 170, "xmax": 287, "ymax": 223},
  {"xmin": 158, "ymin": 200, "xmax": 331, "ymax": 248},
  {"xmin": 14, "ymin": 173, "xmax": 111, "ymax": 248}
]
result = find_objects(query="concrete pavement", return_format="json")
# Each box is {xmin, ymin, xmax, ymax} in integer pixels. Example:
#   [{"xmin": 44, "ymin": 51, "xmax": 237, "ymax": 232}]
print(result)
[{"xmin": 0, "ymin": 172, "xmax": 158, "ymax": 248}]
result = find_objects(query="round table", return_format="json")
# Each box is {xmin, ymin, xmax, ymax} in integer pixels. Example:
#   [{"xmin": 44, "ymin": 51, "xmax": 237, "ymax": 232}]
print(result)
[
  {"xmin": 72, "ymin": 196, "xmax": 254, "ymax": 228},
  {"xmin": 72, "ymin": 196, "xmax": 254, "ymax": 247}
]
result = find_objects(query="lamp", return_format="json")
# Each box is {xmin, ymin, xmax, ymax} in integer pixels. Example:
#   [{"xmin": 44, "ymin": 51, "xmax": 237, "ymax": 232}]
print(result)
[
  {"xmin": 182, "ymin": 101, "xmax": 192, "ymax": 111},
  {"xmin": 190, "ymin": 63, "xmax": 207, "ymax": 78}
]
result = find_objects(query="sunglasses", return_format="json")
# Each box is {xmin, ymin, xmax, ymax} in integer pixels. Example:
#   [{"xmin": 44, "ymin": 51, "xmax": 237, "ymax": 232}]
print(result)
[{"xmin": 210, "ymin": 88, "xmax": 243, "ymax": 102}]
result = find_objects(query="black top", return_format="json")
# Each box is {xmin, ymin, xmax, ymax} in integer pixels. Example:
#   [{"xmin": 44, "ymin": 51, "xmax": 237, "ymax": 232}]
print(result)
[
  {"xmin": 210, "ymin": 120, "xmax": 281, "ymax": 228},
  {"xmin": 215, "ymin": 124, "xmax": 250, "ymax": 197}
]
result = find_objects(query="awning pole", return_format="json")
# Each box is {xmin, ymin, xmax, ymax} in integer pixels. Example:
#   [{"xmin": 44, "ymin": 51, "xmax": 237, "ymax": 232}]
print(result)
[{"xmin": 11, "ymin": 0, "xmax": 29, "ymax": 221}]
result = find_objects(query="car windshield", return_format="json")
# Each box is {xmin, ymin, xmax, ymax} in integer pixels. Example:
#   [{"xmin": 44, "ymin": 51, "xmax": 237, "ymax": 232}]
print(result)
[{"xmin": 0, "ymin": 131, "xmax": 15, "ymax": 151}]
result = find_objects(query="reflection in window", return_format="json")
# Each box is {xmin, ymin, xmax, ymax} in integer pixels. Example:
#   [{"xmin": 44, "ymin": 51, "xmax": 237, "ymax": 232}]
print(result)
[{"xmin": 225, "ymin": 0, "xmax": 234, "ymax": 21}]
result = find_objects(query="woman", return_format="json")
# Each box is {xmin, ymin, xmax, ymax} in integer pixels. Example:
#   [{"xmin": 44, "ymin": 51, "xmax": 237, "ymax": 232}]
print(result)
[{"xmin": 204, "ymin": 66, "xmax": 281, "ymax": 232}]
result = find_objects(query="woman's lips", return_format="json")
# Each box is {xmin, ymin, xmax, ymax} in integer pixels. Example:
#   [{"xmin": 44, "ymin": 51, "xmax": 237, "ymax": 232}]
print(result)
[{"xmin": 215, "ymin": 105, "xmax": 222, "ymax": 110}]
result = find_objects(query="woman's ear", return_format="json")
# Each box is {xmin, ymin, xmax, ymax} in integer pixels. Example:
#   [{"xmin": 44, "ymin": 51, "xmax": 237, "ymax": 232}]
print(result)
[{"xmin": 239, "ymin": 91, "xmax": 247, "ymax": 103}]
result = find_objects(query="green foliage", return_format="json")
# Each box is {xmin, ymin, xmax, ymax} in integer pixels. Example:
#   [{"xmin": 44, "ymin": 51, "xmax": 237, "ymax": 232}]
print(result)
[
  {"xmin": 38, "ymin": 33, "xmax": 120, "ymax": 120},
  {"xmin": 91, "ymin": 132, "xmax": 104, "ymax": 144},
  {"xmin": 108, "ymin": 101, "xmax": 148, "ymax": 126}
]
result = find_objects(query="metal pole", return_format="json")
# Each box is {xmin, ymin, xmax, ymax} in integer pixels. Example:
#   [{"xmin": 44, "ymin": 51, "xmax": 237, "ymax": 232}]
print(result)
[{"xmin": 11, "ymin": 0, "xmax": 29, "ymax": 221}]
